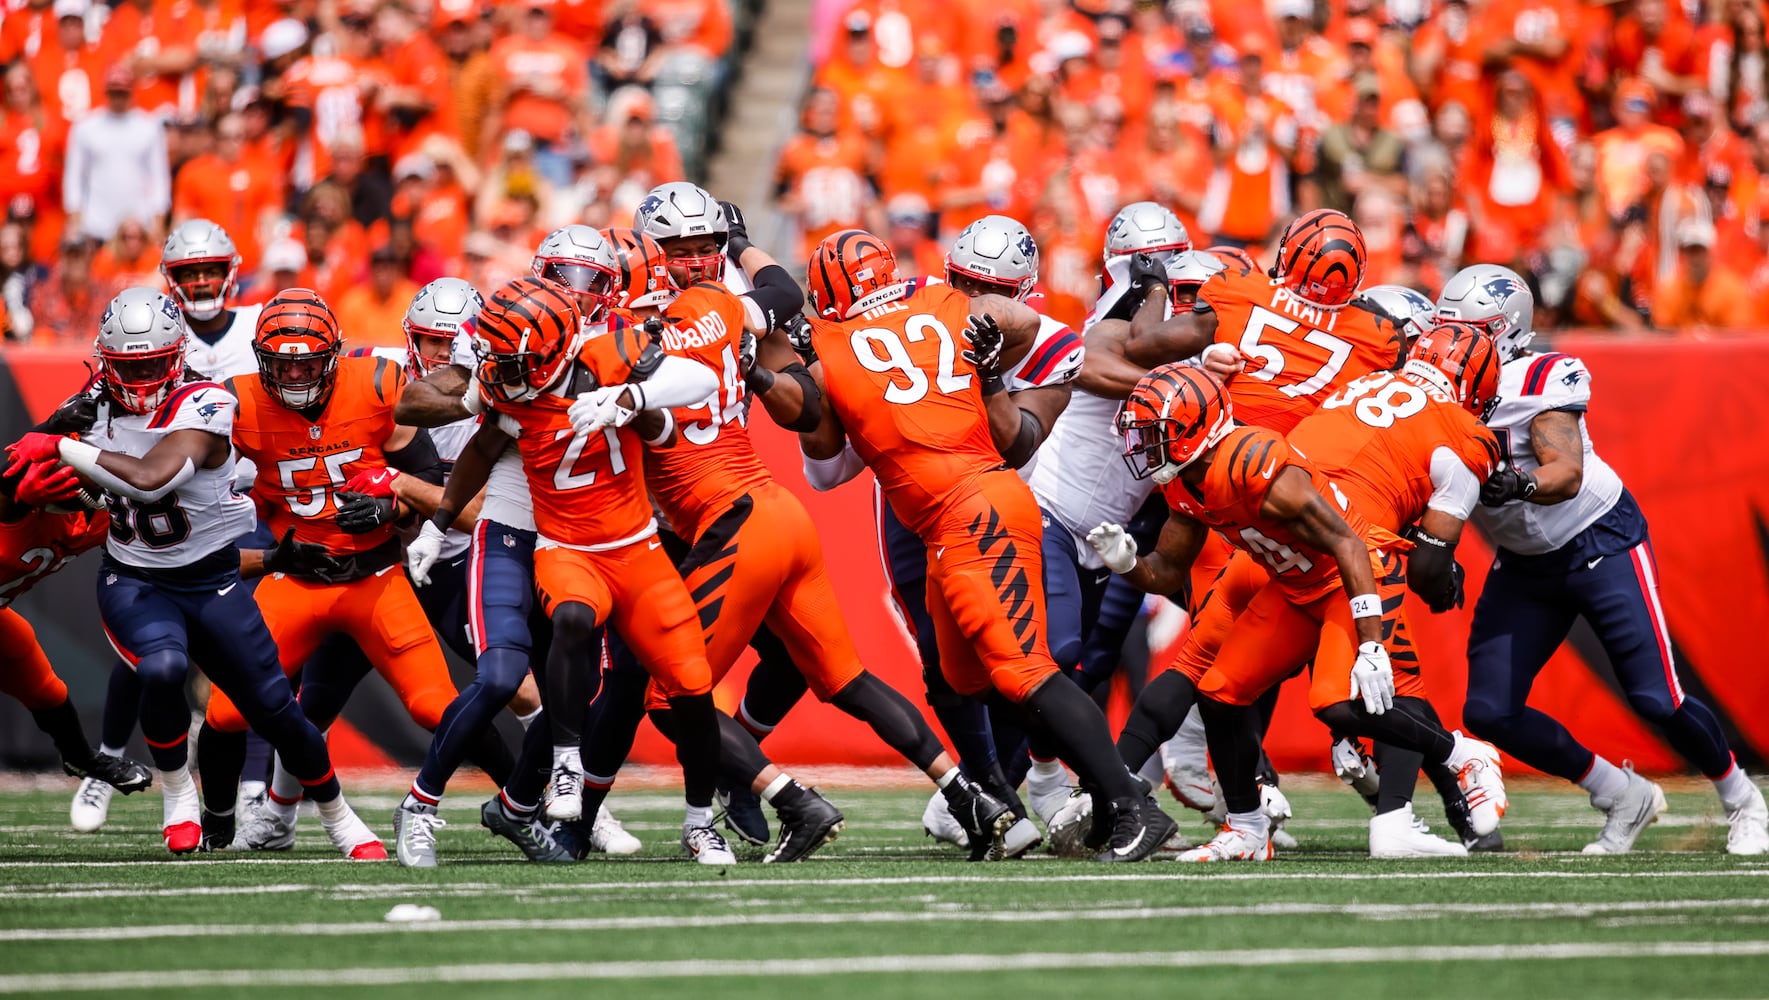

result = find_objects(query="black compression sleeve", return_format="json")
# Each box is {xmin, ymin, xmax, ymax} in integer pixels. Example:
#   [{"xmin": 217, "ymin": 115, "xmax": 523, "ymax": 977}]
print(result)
[
  {"xmin": 743, "ymin": 265, "xmax": 805, "ymax": 332},
  {"xmin": 1405, "ymin": 528, "xmax": 1460, "ymax": 611},
  {"xmin": 385, "ymin": 428, "xmax": 444, "ymax": 485},
  {"xmin": 1001, "ymin": 409, "xmax": 1044, "ymax": 468},
  {"xmin": 779, "ymin": 363, "xmax": 822, "ymax": 432}
]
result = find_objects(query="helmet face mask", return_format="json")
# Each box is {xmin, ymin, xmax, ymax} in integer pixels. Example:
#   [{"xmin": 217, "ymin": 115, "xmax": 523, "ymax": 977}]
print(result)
[
  {"xmin": 160, "ymin": 220, "xmax": 241, "ymax": 322},
  {"xmin": 97, "ymin": 289, "xmax": 189, "ymax": 414},
  {"xmin": 634, "ymin": 183, "xmax": 728, "ymax": 289},
  {"xmin": 604, "ymin": 227, "xmax": 673, "ymax": 310},
  {"xmin": 1118, "ymin": 364, "xmax": 1233, "ymax": 484},
  {"xmin": 531, "ymin": 226, "xmax": 620, "ymax": 321},
  {"xmin": 472, "ymin": 277, "xmax": 583, "ymax": 404},
  {"xmin": 403, "ymin": 277, "xmax": 483, "ymax": 379}
]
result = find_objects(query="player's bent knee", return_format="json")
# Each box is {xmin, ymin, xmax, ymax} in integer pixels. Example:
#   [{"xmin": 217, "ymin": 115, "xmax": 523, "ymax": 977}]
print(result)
[
  {"xmin": 478, "ymin": 648, "xmax": 530, "ymax": 701},
  {"xmin": 134, "ymin": 650, "xmax": 189, "ymax": 690},
  {"xmin": 1313, "ymin": 700, "xmax": 1361, "ymax": 735},
  {"xmin": 1624, "ymin": 691, "xmax": 1678, "ymax": 724},
  {"xmin": 987, "ymin": 661, "xmax": 1055, "ymax": 705},
  {"xmin": 1195, "ymin": 670, "xmax": 1259, "ymax": 707},
  {"xmin": 550, "ymin": 601, "xmax": 601, "ymax": 640}
]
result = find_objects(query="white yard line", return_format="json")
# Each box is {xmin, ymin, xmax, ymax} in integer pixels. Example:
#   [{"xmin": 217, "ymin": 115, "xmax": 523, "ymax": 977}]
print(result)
[
  {"xmin": 3, "ymin": 897, "xmax": 1767, "ymax": 942},
  {"xmin": 4, "ymin": 940, "xmax": 1769, "ymax": 992}
]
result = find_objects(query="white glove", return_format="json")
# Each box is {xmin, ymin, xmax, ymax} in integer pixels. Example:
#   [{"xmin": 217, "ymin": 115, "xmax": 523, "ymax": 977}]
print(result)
[
  {"xmin": 1349, "ymin": 641, "xmax": 1395, "ymax": 715},
  {"xmin": 1086, "ymin": 522, "xmax": 1138, "ymax": 574},
  {"xmin": 568, "ymin": 386, "xmax": 637, "ymax": 436},
  {"xmin": 461, "ymin": 379, "xmax": 489, "ymax": 416},
  {"xmin": 406, "ymin": 521, "xmax": 447, "ymax": 588}
]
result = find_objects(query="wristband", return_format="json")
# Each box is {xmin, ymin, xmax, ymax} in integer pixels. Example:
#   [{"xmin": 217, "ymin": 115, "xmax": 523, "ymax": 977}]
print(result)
[
  {"xmin": 1349, "ymin": 593, "xmax": 1382, "ymax": 619},
  {"xmin": 430, "ymin": 507, "xmax": 456, "ymax": 533},
  {"xmin": 728, "ymin": 234, "xmax": 755, "ymax": 261},
  {"xmin": 981, "ymin": 372, "xmax": 1007, "ymax": 396},
  {"xmin": 462, "ymin": 381, "xmax": 488, "ymax": 416}
]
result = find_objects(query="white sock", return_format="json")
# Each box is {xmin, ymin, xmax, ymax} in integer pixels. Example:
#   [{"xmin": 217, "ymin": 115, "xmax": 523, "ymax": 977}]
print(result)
[
  {"xmin": 98, "ymin": 743, "xmax": 125, "ymax": 758},
  {"xmin": 934, "ymin": 767, "xmax": 959, "ymax": 789},
  {"xmin": 759, "ymin": 773, "xmax": 792, "ymax": 803},
  {"xmin": 1714, "ymin": 760, "xmax": 1755, "ymax": 811},
  {"xmin": 684, "ymin": 803, "xmax": 714, "ymax": 828},
  {"xmin": 1578, "ymin": 756, "xmax": 1630, "ymax": 803},
  {"xmin": 1226, "ymin": 808, "xmax": 1270, "ymax": 838},
  {"xmin": 158, "ymin": 765, "xmax": 194, "ymax": 796},
  {"xmin": 1029, "ymin": 758, "xmax": 1063, "ymax": 780},
  {"xmin": 268, "ymin": 754, "xmax": 304, "ymax": 804},
  {"xmin": 314, "ymin": 793, "xmax": 351, "ymax": 826},
  {"xmin": 553, "ymin": 745, "xmax": 581, "ymax": 769}
]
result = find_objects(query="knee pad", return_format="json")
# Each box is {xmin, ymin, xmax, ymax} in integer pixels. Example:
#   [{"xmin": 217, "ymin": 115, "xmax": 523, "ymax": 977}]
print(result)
[
  {"xmin": 477, "ymin": 647, "xmax": 531, "ymax": 702},
  {"xmin": 134, "ymin": 650, "xmax": 189, "ymax": 691},
  {"xmin": 1626, "ymin": 692, "xmax": 1678, "ymax": 725},
  {"xmin": 550, "ymin": 601, "xmax": 601, "ymax": 642}
]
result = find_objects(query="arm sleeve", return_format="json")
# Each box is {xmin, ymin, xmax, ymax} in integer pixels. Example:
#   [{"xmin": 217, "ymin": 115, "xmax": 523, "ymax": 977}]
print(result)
[
  {"xmin": 58, "ymin": 438, "xmax": 196, "ymax": 503},
  {"xmin": 740, "ymin": 264, "xmax": 805, "ymax": 332},
  {"xmin": 385, "ymin": 427, "xmax": 446, "ymax": 485},
  {"xmin": 630, "ymin": 353, "xmax": 719, "ymax": 411},
  {"xmin": 1425, "ymin": 446, "xmax": 1482, "ymax": 521},
  {"xmin": 803, "ymin": 442, "xmax": 865, "ymax": 491}
]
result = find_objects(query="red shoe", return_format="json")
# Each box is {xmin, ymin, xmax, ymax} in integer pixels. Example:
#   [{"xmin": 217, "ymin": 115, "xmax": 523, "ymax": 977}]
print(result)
[
  {"xmin": 347, "ymin": 839, "xmax": 388, "ymax": 861},
  {"xmin": 164, "ymin": 821, "xmax": 202, "ymax": 855}
]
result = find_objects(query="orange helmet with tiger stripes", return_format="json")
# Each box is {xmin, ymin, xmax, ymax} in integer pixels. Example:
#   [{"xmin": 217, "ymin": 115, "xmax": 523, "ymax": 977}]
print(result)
[
  {"xmin": 1205, "ymin": 244, "xmax": 1259, "ymax": 273},
  {"xmin": 807, "ymin": 229, "xmax": 904, "ymax": 320},
  {"xmin": 1405, "ymin": 319, "xmax": 1502, "ymax": 420},
  {"xmin": 255, "ymin": 288, "xmax": 343, "ymax": 410},
  {"xmin": 603, "ymin": 227, "xmax": 673, "ymax": 311},
  {"xmin": 472, "ymin": 277, "xmax": 584, "ymax": 404},
  {"xmin": 1118, "ymin": 363, "xmax": 1235, "ymax": 484},
  {"xmin": 1271, "ymin": 210, "xmax": 1366, "ymax": 309}
]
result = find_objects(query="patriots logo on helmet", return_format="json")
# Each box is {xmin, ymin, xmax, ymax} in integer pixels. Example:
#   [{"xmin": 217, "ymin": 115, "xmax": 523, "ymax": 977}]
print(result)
[
  {"xmin": 1016, "ymin": 233, "xmax": 1037, "ymax": 260},
  {"xmin": 1481, "ymin": 275, "xmax": 1525, "ymax": 301},
  {"xmin": 637, "ymin": 194, "xmax": 665, "ymax": 221}
]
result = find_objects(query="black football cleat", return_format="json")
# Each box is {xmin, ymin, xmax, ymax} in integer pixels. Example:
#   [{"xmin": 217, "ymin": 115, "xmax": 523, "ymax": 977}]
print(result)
[
  {"xmin": 763, "ymin": 787, "xmax": 844, "ymax": 863},
  {"xmin": 481, "ymin": 798, "xmax": 574, "ymax": 863},
  {"xmin": 944, "ymin": 776, "xmax": 1013, "ymax": 862},
  {"xmin": 549, "ymin": 818, "xmax": 594, "ymax": 861},
  {"xmin": 200, "ymin": 809, "xmax": 236, "ymax": 852},
  {"xmin": 63, "ymin": 751, "xmax": 152, "ymax": 794},
  {"xmin": 719, "ymin": 785, "xmax": 771, "ymax": 847},
  {"xmin": 1097, "ymin": 797, "xmax": 1178, "ymax": 863}
]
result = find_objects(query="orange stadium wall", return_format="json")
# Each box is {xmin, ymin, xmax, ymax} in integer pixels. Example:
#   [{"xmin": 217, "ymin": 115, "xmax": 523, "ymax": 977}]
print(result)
[{"xmin": 2, "ymin": 336, "xmax": 1765, "ymax": 775}]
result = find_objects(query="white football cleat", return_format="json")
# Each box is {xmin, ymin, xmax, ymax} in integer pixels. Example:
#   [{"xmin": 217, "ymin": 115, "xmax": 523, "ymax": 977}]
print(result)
[
  {"xmin": 1727, "ymin": 781, "xmax": 1769, "ymax": 856},
  {"xmin": 70, "ymin": 777, "xmax": 114, "ymax": 833},
  {"xmin": 1370, "ymin": 804, "xmax": 1468, "ymax": 858},
  {"xmin": 1002, "ymin": 817, "xmax": 1043, "ymax": 858},
  {"xmin": 1262, "ymin": 783, "xmax": 1297, "ymax": 850},
  {"xmin": 682, "ymin": 824, "xmax": 737, "ymax": 865},
  {"xmin": 1449, "ymin": 732, "xmax": 1507, "ymax": 837},
  {"xmin": 545, "ymin": 751, "xmax": 585, "ymax": 823},
  {"xmin": 323, "ymin": 805, "xmax": 388, "ymax": 861},
  {"xmin": 1582, "ymin": 768, "xmax": 1667, "ymax": 855},
  {"xmin": 1045, "ymin": 788, "xmax": 1093, "ymax": 856},
  {"xmin": 589, "ymin": 803, "xmax": 642, "ymax": 855},
  {"xmin": 922, "ymin": 790, "xmax": 969, "ymax": 849},
  {"xmin": 233, "ymin": 795, "xmax": 299, "ymax": 851},
  {"xmin": 1178, "ymin": 822, "xmax": 1273, "ymax": 862},
  {"xmin": 1026, "ymin": 766, "xmax": 1070, "ymax": 826}
]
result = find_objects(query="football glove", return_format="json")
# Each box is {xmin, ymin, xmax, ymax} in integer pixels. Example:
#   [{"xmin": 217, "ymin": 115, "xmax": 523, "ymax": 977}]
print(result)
[
  {"xmin": 783, "ymin": 313, "xmax": 816, "ymax": 364},
  {"xmin": 1349, "ymin": 641, "xmax": 1395, "ymax": 715},
  {"xmin": 569, "ymin": 386, "xmax": 638, "ymax": 436},
  {"xmin": 333, "ymin": 491, "xmax": 396, "ymax": 534},
  {"xmin": 720, "ymin": 199, "xmax": 752, "ymax": 257},
  {"xmin": 5, "ymin": 432, "xmax": 64, "ymax": 476},
  {"xmin": 342, "ymin": 467, "xmax": 399, "ymax": 498},
  {"xmin": 1480, "ymin": 466, "xmax": 1538, "ymax": 506},
  {"xmin": 42, "ymin": 391, "xmax": 101, "ymax": 435},
  {"xmin": 1086, "ymin": 522, "xmax": 1138, "ymax": 574},
  {"xmin": 262, "ymin": 527, "xmax": 333, "ymax": 576},
  {"xmin": 406, "ymin": 521, "xmax": 447, "ymax": 587},
  {"xmin": 740, "ymin": 329, "xmax": 775, "ymax": 393},
  {"xmin": 12, "ymin": 461, "xmax": 83, "ymax": 508},
  {"xmin": 1127, "ymin": 251, "xmax": 1167, "ymax": 300}
]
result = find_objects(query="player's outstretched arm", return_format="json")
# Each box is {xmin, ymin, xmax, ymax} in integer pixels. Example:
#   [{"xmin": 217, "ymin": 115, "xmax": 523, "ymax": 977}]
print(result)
[
  {"xmin": 1522, "ymin": 410, "xmax": 1584, "ymax": 504},
  {"xmin": 48, "ymin": 429, "xmax": 228, "ymax": 503},
  {"xmin": 1264, "ymin": 468, "xmax": 1383, "ymax": 647},
  {"xmin": 722, "ymin": 199, "xmax": 806, "ymax": 333},
  {"xmin": 742, "ymin": 323, "xmax": 823, "ymax": 432},
  {"xmin": 1090, "ymin": 509, "xmax": 1204, "ymax": 596},
  {"xmin": 1123, "ymin": 298, "xmax": 1216, "ymax": 371},
  {"xmin": 394, "ymin": 364, "xmax": 477, "ymax": 428},
  {"xmin": 1077, "ymin": 319, "xmax": 1150, "ymax": 399}
]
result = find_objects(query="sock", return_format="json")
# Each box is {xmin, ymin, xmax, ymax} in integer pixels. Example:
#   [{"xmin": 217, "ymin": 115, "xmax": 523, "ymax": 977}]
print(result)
[
  {"xmin": 499, "ymin": 788, "xmax": 537, "ymax": 818},
  {"xmin": 684, "ymin": 803, "xmax": 714, "ymax": 828},
  {"xmin": 1226, "ymin": 807, "xmax": 1270, "ymax": 838},
  {"xmin": 159, "ymin": 764, "xmax": 194, "ymax": 797},
  {"xmin": 30, "ymin": 701, "xmax": 93, "ymax": 765},
  {"xmin": 1713, "ymin": 760, "xmax": 1754, "ymax": 811},
  {"xmin": 554, "ymin": 745, "xmax": 581, "ymax": 769},
  {"xmin": 406, "ymin": 782, "xmax": 441, "ymax": 811},
  {"xmin": 664, "ymin": 693, "xmax": 722, "ymax": 809},
  {"xmin": 1030, "ymin": 757, "xmax": 1063, "ymax": 780},
  {"xmin": 194, "ymin": 725, "xmax": 245, "ymax": 815},
  {"xmin": 1199, "ymin": 698, "xmax": 1262, "ymax": 815},
  {"xmin": 759, "ymin": 773, "xmax": 807, "ymax": 809},
  {"xmin": 1578, "ymin": 755, "xmax": 1630, "ymax": 802},
  {"xmin": 99, "ymin": 742, "xmax": 126, "ymax": 759},
  {"xmin": 1371, "ymin": 741, "xmax": 1424, "ymax": 816},
  {"xmin": 269, "ymin": 753, "xmax": 305, "ymax": 804},
  {"xmin": 314, "ymin": 793, "xmax": 351, "ymax": 826},
  {"xmin": 517, "ymin": 707, "xmax": 542, "ymax": 730}
]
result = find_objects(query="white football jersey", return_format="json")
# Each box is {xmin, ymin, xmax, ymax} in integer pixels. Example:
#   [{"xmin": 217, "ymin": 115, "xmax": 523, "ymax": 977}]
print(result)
[
  {"xmin": 366, "ymin": 347, "xmax": 477, "ymax": 559},
  {"xmin": 184, "ymin": 305, "xmax": 262, "ymax": 382},
  {"xmin": 1029, "ymin": 388, "xmax": 1156, "ymax": 570},
  {"xmin": 86, "ymin": 382, "xmax": 257, "ymax": 569},
  {"xmin": 449, "ymin": 332, "xmax": 535, "ymax": 533},
  {"xmin": 1473, "ymin": 352, "xmax": 1624, "ymax": 556}
]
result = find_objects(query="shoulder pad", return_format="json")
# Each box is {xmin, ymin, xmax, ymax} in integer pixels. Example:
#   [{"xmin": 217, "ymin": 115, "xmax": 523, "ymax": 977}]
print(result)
[{"xmin": 1221, "ymin": 427, "xmax": 1288, "ymax": 495}]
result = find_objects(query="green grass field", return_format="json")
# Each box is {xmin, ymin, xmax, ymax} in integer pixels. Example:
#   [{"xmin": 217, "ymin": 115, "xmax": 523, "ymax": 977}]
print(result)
[{"xmin": 1, "ymin": 771, "xmax": 1766, "ymax": 998}]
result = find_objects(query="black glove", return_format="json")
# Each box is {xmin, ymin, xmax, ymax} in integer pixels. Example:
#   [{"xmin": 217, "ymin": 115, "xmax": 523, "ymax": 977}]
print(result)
[
  {"xmin": 262, "ymin": 527, "xmax": 333, "ymax": 575},
  {"xmin": 740, "ymin": 329, "xmax": 775, "ymax": 394},
  {"xmin": 1479, "ymin": 467, "xmax": 1538, "ymax": 507},
  {"xmin": 41, "ymin": 391, "xmax": 101, "ymax": 435},
  {"xmin": 964, "ymin": 313, "xmax": 1007, "ymax": 395},
  {"xmin": 1127, "ymin": 251, "xmax": 1168, "ymax": 301},
  {"xmin": 719, "ymin": 200, "xmax": 753, "ymax": 259},
  {"xmin": 783, "ymin": 313, "xmax": 816, "ymax": 364},
  {"xmin": 333, "ymin": 492, "xmax": 397, "ymax": 534},
  {"xmin": 1423, "ymin": 560, "xmax": 1465, "ymax": 614},
  {"xmin": 642, "ymin": 315, "xmax": 665, "ymax": 344}
]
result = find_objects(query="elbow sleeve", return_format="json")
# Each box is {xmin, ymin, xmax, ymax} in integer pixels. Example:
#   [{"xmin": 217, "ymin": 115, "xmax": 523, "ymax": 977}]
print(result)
[
  {"xmin": 778, "ymin": 363, "xmax": 823, "ymax": 433},
  {"xmin": 802, "ymin": 443, "xmax": 865, "ymax": 491},
  {"xmin": 743, "ymin": 265, "xmax": 806, "ymax": 332},
  {"xmin": 1405, "ymin": 528, "xmax": 1463, "ymax": 613},
  {"xmin": 1002, "ymin": 409, "xmax": 1045, "ymax": 469}
]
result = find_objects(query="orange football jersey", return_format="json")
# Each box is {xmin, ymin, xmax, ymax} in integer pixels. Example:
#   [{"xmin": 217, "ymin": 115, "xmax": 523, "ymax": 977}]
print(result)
[
  {"xmin": 231, "ymin": 355, "xmax": 405, "ymax": 555},
  {"xmin": 494, "ymin": 319, "xmax": 655, "ymax": 550},
  {"xmin": 1287, "ymin": 370, "xmax": 1503, "ymax": 534},
  {"xmin": 643, "ymin": 282, "xmax": 773, "ymax": 540},
  {"xmin": 1199, "ymin": 265, "xmax": 1406, "ymax": 435},
  {"xmin": 809, "ymin": 282, "xmax": 1000, "ymax": 536},
  {"xmin": 1158, "ymin": 425, "xmax": 1381, "ymax": 605},
  {"xmin": 0, "ymin": 506, "xmax": 108, "ymax": 609}
]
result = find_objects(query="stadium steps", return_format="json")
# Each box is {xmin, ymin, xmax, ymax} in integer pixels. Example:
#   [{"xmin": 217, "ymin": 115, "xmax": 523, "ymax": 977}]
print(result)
[{"xmin": 704, "ymin": 0, "xmax": 814, "ymax": 262}]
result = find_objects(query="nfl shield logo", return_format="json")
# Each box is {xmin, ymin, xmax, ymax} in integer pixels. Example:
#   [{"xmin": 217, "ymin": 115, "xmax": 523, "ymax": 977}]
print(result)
[{"xmin": 308, "ymin": 425, "xmax": 322, "ymax": 440}]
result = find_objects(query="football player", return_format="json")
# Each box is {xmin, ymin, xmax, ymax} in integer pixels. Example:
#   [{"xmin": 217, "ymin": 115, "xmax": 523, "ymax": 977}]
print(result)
[
  {"xmin": 1447, "ymin": 266, "xmax": 1769, "ymax": 855},
  {"xmin": 71, "ymin": 219, "xmax": 271, "ymax": 834},
  {"xmin": 1088, "ymin": 365, "xmax": 1505, "ymax": 862},
  {"xmin": 411, "ymin": 277, "xmax": 737, "ymax": 864},
  {"xmin": 1092, "ymin": 201, "xmax": 1193, "ymax": 322},
  {"xmin": 201, "ymin": 290, "xmax": 492, "ymax": 851},
  {"xmin": 12, "ymin": 288, "xmax": 382, "ymax": 857},
  {"xmin": 796, "ymin": 228, "xmax": 1177, "ymax": 862}
]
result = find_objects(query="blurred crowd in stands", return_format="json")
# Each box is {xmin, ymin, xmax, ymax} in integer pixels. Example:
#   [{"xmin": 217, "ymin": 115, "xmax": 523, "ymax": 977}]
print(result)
[
  {"xmin": 780, "ymin": 0, "xmax": 1769, "ymax": 331},
  {"xmin": 0, "ymin": 0, "xmax": 748, "ymax": 345}
]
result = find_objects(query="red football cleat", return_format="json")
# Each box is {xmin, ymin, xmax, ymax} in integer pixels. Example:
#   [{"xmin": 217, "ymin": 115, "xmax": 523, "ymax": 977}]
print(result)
[
  {"xmin": 347, "ymin": 840, "xmax": 388, "ymax": 861},
  {"xmin": 164, "ymin": 821, "xmax": 202, "ymax": 855}
]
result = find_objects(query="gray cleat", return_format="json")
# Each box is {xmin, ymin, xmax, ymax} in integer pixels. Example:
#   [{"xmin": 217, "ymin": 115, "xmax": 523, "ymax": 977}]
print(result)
[
  {"xmin": 481, "ymin": 798, "xmax": 574, "ymax": 863},
  {"xmin": 393, "ymin": 800, "xmax": 446, "ymax": 869}
]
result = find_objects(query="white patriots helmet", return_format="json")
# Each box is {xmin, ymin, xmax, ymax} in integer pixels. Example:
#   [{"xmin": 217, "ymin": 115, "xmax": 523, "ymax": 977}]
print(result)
[
  {"xmin": 531, "ymin": 225, "xmax": 619, "ymax": 321},
  {"xmin": 945, "ymin": 214, "xmax": 1040, "ymax": 300},
  {"xmin": 160, "ymin": 219, "xmax": 242, "ymax": 322},
  {"xmin": 1104, "ymin": 201, "xmax": 1191, "ymax": 262},
  {"xmin": 1360, "ymin": 284, "xmax": 1436, "ymax": 344},
  {"xmin": 633, "ymin": 181, "xmax": 728, "ymax": 286},
  {"xmin": 403, "ymin": 278, "xmax": 484, "ymax": 379},
  {"xmin": 1163, "ymin": 249, "xmax": 1227, "ymax": 300},
  {"xmin": 1435, "ymin": 264, "xmax": 1535, "ymax": 362},
  {"xmin": 97, "ymin": 287, "xmax": 190, "ymax": 414}
]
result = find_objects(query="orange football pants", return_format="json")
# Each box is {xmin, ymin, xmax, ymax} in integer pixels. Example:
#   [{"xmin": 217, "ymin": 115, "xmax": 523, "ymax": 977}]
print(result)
[
  {"xmin": 0, "ymin": 609, "xmax": 69, "ymax": 710},
  {"xmin": 1169, "ymin": 548, "xmax": 1270, "ymax": 684},
  {"xmin": 922, "ymin": 469, "xmax": 1059, "ymax": 704},
  {"xmin": 646, "ymin": 480, "xmax": 864, "ymax": 711},
  {"xmin": 535, "ymin": 537, "xmax": 713, "ymax": 699},
  {"xmin": 205, "ymin": 568, "xmax": 457, "ymax": 732},
  {"xmin": 1194, "ymin": 548, "xmax": 1425, "ymax": 711}
]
